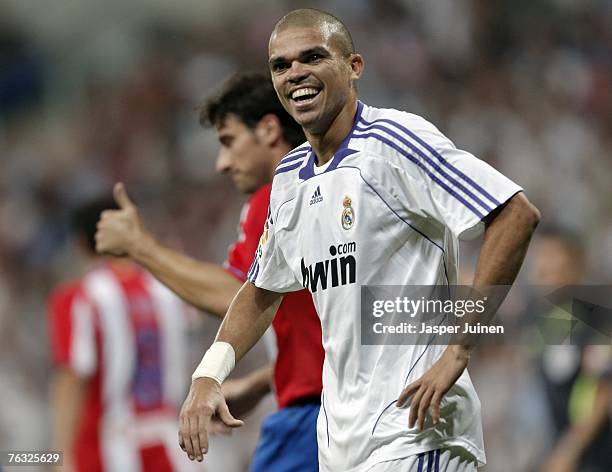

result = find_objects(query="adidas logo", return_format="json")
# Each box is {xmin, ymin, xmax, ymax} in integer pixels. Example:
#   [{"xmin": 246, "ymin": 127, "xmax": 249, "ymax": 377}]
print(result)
[{"xmin": 309, "ymin": 186, "xmax": 323, "ymax": 205}]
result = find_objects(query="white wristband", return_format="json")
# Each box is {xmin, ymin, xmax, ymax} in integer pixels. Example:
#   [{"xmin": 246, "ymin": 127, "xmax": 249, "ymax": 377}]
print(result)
[{"xmin": 192, "ymin": 342, "xmax": 236, "ymax": 384}]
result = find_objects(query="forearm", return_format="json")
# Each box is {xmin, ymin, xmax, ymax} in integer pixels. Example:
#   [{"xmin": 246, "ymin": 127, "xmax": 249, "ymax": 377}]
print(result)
[
  {"xmin": 216, "ymin": 282, "xmax": 283, "ymax": 362},
  {"xmin": 452, "ymin": 193, "xmax": 540, "ymax": 352},
  {"xmin": 130, "ymin": 234, "xmax": 242, "ymax": 316}
]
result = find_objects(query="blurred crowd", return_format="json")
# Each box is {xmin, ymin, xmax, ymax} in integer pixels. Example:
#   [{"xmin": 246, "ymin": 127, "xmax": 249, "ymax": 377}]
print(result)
[{"xmin": 0, "ymin": 0, "xmax": 610, "ymax": 470}]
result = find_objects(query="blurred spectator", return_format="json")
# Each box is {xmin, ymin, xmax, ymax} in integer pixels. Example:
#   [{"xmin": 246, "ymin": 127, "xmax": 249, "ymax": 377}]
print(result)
[{"xmin": 532, "ymin": 226, "xmax": 611, "ymax": 472}]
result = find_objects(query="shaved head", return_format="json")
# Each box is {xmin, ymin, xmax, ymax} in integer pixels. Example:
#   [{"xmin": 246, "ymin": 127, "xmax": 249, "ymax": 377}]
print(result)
[
  {"xmin": 271, "ymin": 8, "xmax": 354, "ymax": 57},
  {"xmin": 268, "ymin": 8, "xmax": 364, "ymax": 137}
]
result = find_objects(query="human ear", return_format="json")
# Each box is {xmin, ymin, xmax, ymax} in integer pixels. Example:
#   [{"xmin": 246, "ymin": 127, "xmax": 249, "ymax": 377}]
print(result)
[
  {"xmin": 349, "ymin": 53, "xmax": 364, "ymax": 80},
  {"xmin": 255, "ymin": 114, "xmax": 282, "ymax": 146}
]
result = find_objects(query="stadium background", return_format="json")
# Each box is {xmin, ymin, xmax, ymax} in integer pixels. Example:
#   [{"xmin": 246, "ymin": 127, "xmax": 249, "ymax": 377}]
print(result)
[{"xmin": 0, "ymin": 0, "xmax": 610, "ymax": 470}]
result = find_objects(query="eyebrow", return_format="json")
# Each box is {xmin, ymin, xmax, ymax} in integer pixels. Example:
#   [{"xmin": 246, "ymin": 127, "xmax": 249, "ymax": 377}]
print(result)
[{"xmin": 269, "ymin": 46, "xmax": 330, "ymax": 67}]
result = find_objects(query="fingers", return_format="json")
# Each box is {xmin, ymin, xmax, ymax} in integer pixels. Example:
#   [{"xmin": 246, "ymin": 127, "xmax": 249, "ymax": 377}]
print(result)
[
  {"xmin": 179, "ymin": 415, "xmax": 194, "ymax": 459},
  {"xmin": 198, "ymin": 411, "xmax": 210, "ymax": 457},
  {"xmin": 94, "ymin": 215, "xmax": 120, "ymax": 255},
  {"xmin": 416, "ymin": 388, "xmax": 434, "ymax": 431},
  {"xmin": 404, "ymin": 385, "xmax": 441, "ymax": 431},
  {"xmin": 189, "ymin": 416, "xmax": 202, "ymax": 462},
  {"xmin": 95, "ymin": 219, "xmax": 108, "ymax": 254},
  {"xmin": 408, "ymin": 386, "xmax": 426, "ymax": 428},
  {"xmin": 397, "ymin": 381, "xmax": 420, "ymax": 408},
  {"xmin": 178, "ymin": 419, "xmax": 186, "ymax": 451},
  {"xmin": 178, "ymin": 380, "xmax": 230, "ymax": 462},
  {"xmin": 217, "ymin": 401, "xmax": 244, "ymax": 428},
  {"xmin": 113, "ymin": 182, "xmax": 134, "ymax": 210},
  {"xmin": 180, "ymin": 408, "xmax": 210, "ymax": 462},
  {"xmin": 431, "ymin": 391, "xmax": 443, "ymax": 424}
]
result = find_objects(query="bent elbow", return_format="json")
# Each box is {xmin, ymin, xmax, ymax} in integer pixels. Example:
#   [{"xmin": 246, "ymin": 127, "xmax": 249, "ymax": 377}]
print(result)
[
  {"xmin": 514, "ymin": 193, "xmax": 541, "ymax": 234},
  {"xmin": 525, "ymin": 201, "xmax": 541, "ymax": 232}
]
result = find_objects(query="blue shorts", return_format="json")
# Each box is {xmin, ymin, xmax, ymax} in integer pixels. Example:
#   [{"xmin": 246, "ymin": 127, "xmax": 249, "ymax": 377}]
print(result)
[{"xmin": 250, "ymin": 401, "xmax": 319, "ymax": 472}]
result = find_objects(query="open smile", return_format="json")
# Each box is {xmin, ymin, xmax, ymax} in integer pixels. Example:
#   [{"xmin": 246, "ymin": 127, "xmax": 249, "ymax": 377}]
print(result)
[{"xmin": 289, "ymin": 87, "xmax": 322, "ymax": 109}]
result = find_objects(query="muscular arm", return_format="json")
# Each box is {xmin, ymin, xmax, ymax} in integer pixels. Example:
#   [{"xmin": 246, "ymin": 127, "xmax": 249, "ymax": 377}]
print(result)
[
  {"xmin": 216, "ymin": 281, "xmax": 283, "ymax": 361},
  {"xmin": 474, "ymin": 191, "xmax": 541, "ymax": 288},
  {"xmin": 451, "ymin": 191, "xmax": 542, "ymax": 349},
  {"xmin": 130, "ymin": 235, "xmax": 242, "ymax": 316},
  {"xmin": 50, "ymin": 368, "xmax": 87, "ymax": 472},
  {"xmin": 96, "ymin": 183, "xmax": 242, "ymax": 316},
  {"xmin": 400, "ymin": 192, "xmax": 540, "ymax": 430}
]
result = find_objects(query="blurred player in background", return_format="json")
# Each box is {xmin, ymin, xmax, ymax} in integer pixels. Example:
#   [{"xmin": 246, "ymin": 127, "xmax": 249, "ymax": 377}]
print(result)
[
  {"xmin": 180, "ymin": 8, "xmax": 540, "ymax": 472},
  {"xmin": 532, "ymin": 227, "xmax": 611, "ymax": 472},
  {"xmin": 95, "ymin": 71, "xmax": 324, "ymax": 471},
  {"xmin": 49, "ymin": 198, "xmax": 197, "ymax": 472}
]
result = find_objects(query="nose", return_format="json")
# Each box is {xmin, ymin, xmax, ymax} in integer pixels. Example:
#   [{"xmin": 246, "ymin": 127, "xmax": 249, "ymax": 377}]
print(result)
[
  {"xmin": 216, "ymin": 149, "xmax": 232, "ymax": 174},
  {"xmin": 287, "ymin": 60, "xmax": 309, "ymax": 83}
]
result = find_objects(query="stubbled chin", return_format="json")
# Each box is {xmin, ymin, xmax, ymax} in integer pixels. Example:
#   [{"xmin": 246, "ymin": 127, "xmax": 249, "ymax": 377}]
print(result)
[{"xmin": 291, "ymin": 106, "xmax": 319, "ymax": 124}]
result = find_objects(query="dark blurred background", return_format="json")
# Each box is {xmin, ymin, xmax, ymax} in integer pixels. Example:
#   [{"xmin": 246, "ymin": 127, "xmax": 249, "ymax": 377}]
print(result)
[{"xmin": 0, "ymin": 1, "xmax": 610, "ymax": 470}]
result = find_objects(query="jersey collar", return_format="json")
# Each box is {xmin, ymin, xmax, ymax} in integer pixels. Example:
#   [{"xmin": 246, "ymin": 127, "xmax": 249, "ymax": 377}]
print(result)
[{"xmin": 299, "ymin": 101, "xmax": 363, "ymax": 181}]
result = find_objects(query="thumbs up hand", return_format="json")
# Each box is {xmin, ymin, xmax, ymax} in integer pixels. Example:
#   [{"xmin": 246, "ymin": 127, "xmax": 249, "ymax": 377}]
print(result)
[
  {"xmin": 95, "ymin": 183, "xmax": 148, "ymax": 257},
  {"xmin": 113, "ymin": 181, "xmax": 136, "ymax": 211}
]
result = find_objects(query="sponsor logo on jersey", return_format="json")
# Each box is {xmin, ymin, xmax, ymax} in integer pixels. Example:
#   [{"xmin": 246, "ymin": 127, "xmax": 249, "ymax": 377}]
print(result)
[
  {"xmin": 301, "ymin": 241, "xmax": 357, "ymax": 292},
  {"xmin": 342, "ymin": 195, "xmax": 355, "ymax": 230},
  {"xmin": 309, "ymin": 186, "xmax": 323, "ymax": 205}
]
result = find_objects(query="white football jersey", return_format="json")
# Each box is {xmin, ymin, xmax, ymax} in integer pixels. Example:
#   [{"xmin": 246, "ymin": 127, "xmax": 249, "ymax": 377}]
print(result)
[{"xmin": 248, "ymin": 102, "xmax": 522, "ymax": 471}]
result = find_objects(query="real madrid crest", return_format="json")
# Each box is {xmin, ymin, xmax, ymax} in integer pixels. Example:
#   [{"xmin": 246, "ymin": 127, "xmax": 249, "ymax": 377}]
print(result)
[{"xmin": 342, "ymin": 195, "xmax": 355, "ymax": 230}]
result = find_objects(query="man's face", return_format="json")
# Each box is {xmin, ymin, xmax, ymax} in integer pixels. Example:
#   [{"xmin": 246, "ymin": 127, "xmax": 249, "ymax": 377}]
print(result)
[
  {"xmin": 214, "ymin": 114, "xmax": 273, "ymax": 194},
  {"xmin": 268, "ymin": 26, "xmax": 359, "ymax": 133}
]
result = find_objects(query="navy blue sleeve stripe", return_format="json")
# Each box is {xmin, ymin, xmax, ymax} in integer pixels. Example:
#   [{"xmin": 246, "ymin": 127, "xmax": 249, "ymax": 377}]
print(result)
[
  {"xmin": 246, "ymin": 258, "xmax": 254, "ymax": 280},
  {"xmin": 278, "ymin": 149, "xmax": 309, "ymax": 166},
  {"xmin": 359, "ymin": 116, "xmax": 501, "ymax": 206},
  {"xmin": 247, "ymin": 257, "xmax": 258, "ymax": 282},
  {"xmin": 275, "ymin": 160, "xmax": 304, "ymax": 176},
  {"xmin": 284, "ymin": 143, "xmax": 309, "ymax": 156},
  {"xmin": 352, "ymin": 132, "xmax": 485, "ymax": 218},
  {"xmin": 251, "ymin": 260, "xmax": 259, "ymax": 281},
  {"xmin": 354, "ymin": 121, "xmax": 494, "ymax": 214},
  {"xmin": 279, "ymin": 144, "xmax": 310, "ymax": 160}
]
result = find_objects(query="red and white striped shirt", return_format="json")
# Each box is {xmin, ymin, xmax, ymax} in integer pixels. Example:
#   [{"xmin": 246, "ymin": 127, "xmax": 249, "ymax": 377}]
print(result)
[{"xmin": 49, "ymin": 262, "xmax": 199, "ymax": 472}]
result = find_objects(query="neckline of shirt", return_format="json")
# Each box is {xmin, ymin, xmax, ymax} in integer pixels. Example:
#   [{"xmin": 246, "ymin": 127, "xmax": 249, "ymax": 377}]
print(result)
[{"xmin": 299, "ymin": 101, "xmax": 365, "ymax": 181}]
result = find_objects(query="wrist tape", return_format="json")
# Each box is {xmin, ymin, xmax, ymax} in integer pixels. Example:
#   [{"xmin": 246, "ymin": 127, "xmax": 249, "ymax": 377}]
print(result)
[{"xmin": 191, "ymin": 341, "xmax": 235, "ymax": 384}]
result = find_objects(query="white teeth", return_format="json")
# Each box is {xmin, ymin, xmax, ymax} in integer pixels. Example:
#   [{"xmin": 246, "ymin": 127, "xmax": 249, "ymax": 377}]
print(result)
[{"xmin": 291, "ymin": 88, "xmax": 319, "ymax": 100}]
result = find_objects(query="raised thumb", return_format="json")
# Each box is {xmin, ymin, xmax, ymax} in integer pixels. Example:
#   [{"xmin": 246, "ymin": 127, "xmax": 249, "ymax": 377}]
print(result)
[{"xmin": 113, "ymin": 182, "xmax": 134, "ymax": 209}]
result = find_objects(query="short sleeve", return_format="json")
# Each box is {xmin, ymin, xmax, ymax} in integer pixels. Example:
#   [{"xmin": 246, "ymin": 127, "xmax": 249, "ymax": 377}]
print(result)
[
  {"xmin": 398, "ymin": 117, "xmax": 522, "ymax": 240},
  {"xmin": 48, "ymin": 285, "xmax": 97, "ymax": 377},
  {"xmin": 224, "ymin": 185, "xmax": 272, "ymax": 281},
  {"xmin": 247, "ymin": 204, "xmax": 302, "ymax": 293}
]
